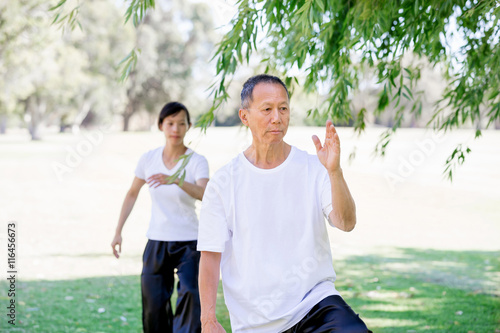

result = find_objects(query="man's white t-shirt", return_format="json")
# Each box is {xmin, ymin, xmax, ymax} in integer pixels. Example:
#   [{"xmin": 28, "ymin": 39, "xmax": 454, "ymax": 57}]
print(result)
[
  {"xmin": 135, "ymin": 147, "xmax": 209, "ymax": 241},
  {"xmin": 197, "ymin": 146, "xmax": 340, "ymax": 333}
]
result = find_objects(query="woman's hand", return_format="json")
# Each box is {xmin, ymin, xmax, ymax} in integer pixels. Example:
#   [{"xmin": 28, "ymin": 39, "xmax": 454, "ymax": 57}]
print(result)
[
  {"xmin": 111, "ymin": 234, "xmax": 122, "ymax": 259},
  {"xmin": 147, "ymin": 173, "xmax": 178, "ymax": 188}
]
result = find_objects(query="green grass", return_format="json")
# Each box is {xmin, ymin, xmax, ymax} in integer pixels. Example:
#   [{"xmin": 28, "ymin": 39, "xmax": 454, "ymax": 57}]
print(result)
[
  {"xmin": 0, "ymin": 276, "xmax": 230, "ymax": 332},
  {"xmin": 1, "ymin": 248, "xmax": 498, "ymax": 332},
  {"xmin": 335, "ymin": 248, "xmax": 500, "ymax": 332}
]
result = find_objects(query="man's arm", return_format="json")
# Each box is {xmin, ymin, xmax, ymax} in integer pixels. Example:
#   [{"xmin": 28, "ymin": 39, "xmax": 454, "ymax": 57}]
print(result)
[
  {"xmin": 312, "ymin": 120, "xmax": 356, "ymax": 232},
  {"xmin": 326, "ymin": 169, "xmax": 356, "ymax": 231},
  {"xmin": 199, "ymin": 251, "xmax": 226, "ymax": 332}
]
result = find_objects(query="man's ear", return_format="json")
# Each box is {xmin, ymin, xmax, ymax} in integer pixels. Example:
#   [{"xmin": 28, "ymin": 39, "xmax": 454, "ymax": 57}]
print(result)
[{"xmin": 239, "ymin": 109, "xmax": 249, "ymax": 127}]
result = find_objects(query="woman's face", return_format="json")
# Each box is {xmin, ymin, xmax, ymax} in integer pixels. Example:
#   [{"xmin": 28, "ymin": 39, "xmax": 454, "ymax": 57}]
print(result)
[{"xmin": 160, "ymin": 110, "xmax": 190, "ymax": 145}]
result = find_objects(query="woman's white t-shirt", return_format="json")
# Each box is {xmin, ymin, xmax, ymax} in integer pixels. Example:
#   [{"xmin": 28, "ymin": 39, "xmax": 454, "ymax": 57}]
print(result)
[
  {"xmin": 135, "ymin": 147, "xmax": 209, "ymax": 241},
  {"xmin": 197, "ymin": 146, "xmax": 340, "ymax": 333}
]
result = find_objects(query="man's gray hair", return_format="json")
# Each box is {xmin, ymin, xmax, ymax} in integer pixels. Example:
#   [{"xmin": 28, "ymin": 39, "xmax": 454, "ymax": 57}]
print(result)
[{"xmin": 240, "ymin": 74, "xmax": 290, "ymax": 109}]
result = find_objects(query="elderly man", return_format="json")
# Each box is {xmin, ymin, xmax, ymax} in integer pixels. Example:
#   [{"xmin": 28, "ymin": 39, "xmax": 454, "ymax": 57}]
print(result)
[{"xmin": 197, "ymin": 74, "xmax": 371, "ymax": 333}]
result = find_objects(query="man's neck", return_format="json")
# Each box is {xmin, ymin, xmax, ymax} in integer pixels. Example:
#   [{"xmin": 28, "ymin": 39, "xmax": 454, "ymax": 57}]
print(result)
[{"xmin": 244, "ymin": 141, "xmax": 291, "ymax": 169}]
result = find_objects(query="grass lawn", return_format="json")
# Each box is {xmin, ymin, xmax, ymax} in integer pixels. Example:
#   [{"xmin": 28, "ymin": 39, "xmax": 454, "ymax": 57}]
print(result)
[
  {"xmin": 335, "ymin": 248, "xmax": 500, "ymax": 332},
  {"xmin": 1, "ymin": 128, "xmax": 499, "ymax": 332},
  {"xmin": 1, "ymin": 248, "xmax": 498, "ymax": 332},
  {"xmin": 0, "ymin": 276, "xmax": 229, "ymax": 332}
]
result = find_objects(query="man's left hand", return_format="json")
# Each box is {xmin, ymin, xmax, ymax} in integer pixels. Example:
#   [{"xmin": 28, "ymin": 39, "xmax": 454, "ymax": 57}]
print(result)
[{"xmin": 312, "ymin": 120, "xmax": 341, "ymax": 173}]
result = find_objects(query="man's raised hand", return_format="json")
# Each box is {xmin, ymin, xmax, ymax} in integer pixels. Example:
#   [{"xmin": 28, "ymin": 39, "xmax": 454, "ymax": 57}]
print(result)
[{"xmin": 312, "ymin": 120, "xmax": 341, "ymax": 174}]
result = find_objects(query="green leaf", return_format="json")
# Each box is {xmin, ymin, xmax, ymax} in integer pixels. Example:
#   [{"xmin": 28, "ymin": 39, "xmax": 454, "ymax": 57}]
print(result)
[
  {"xmin": 52, "ymin": 13, "xmax": 61, "ymax": 25},
  {"xmin": 403, "ymin": 85, "xmax": 413, "ymax": 99},
  {"xmin": 377, "ymin": 88, "xmax": 389, "ymax": 113},
  {"xmin": 354, "ymin": 108, "xmax": 366, "ymax": 135},
  {"xmin": 295, "ymin": 1, "xmax": 311, "ymax": 15},
  {"xmin": 314, "ymin": 0, "xmax": 325, "ymax": 12},
  {"xmin": 49, "ymin": 0, "xmax": 67, "ymax": 11}
]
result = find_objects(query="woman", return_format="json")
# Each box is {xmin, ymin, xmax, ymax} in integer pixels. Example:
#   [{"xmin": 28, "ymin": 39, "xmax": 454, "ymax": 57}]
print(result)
[{"xmin": 111, "ymin": 102, "xmax": 209, "ymax": 333}]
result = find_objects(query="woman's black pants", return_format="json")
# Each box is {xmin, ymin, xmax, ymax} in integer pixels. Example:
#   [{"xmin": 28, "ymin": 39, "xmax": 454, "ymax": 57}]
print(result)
[{"xmin": 141, "ymin": 240, "xmax": 201, "ymax": 333}]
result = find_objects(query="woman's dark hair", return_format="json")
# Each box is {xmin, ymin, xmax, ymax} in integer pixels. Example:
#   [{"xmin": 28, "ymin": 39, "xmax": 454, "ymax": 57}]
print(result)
[{"xmin": 157, "ymin": 102, "xmax": 191, "ymax": 129}]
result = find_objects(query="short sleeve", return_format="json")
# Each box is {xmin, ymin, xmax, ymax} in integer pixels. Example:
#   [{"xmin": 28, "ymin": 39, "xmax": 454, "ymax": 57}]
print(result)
[
  {"xmin": 194, "ymin": 155, "xmax": 209, "ymax": 181},
  {"xmin": 321, "ymin": 169, "xmax": 334, "ymax": 226},
  {"xmin": 197, "ymin": 178, "xmax": 230, "ymax": 252},
  {"xmin": 134, "ymin": 152, "xmax": 148, "ymax": 180}
]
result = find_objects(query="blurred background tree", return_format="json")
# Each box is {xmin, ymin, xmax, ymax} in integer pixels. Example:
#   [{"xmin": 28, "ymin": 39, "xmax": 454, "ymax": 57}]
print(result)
[
  {"xmin": 0, "ymin": 0, "xmax": 89, "ymax": 139},
  {"xmin": 120, "ymin": 0, "xmax": 217, "ymax": 131},
  {"xmin": 0, "ymin": 0, "xmax": 217, "ymax": 137}
]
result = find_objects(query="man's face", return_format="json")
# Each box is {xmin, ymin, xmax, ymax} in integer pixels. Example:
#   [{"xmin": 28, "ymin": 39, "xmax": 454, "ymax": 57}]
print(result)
[{"xmin": 239, "ymin": 82, "xmax": 290, "ymax": 145}]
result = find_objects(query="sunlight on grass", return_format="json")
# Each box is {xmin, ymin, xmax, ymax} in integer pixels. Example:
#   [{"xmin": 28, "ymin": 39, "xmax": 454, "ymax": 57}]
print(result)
[
  {"xmin": 0, "ymin": 276, "xmax": 230, "ymax": 332},
  {"xmin": 360, "ymin": 304, "xmax": 424, "ymax": 312},
  {"xmin": 363, "ymin": 317, "xmax": 422, "ymax": 328},
  {"xmin": 1, "ymin": 247, "xmax": 498, "ymax": 332}
]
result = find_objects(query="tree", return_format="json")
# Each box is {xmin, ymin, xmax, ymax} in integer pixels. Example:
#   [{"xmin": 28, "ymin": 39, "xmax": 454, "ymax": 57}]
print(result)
[
  {"xmin": 0, "ymin": 0, "xmax": 91, "ymax": 140},
  {"xmin": 119, "ymin": 0, "xmax": 217, "ymax": 131},
  {"xmin": 60, "ymin": 0, "xmax": 134, "ymax": 133},
  {"xmin": 53, "ymin": 0, "xmax": 499, "ymax": 179},
  {"xmin": 206, "ymin": 0, "xmax": 499, "ymax": 179},
  {"xmin": 2, "ymin": 0, "xmax": 217, "ymax": 138}
]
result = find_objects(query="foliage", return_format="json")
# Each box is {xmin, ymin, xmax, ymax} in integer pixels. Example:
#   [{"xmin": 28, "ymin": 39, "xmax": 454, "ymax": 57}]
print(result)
[
  {"xmin": 49, "ymin": 0, "xmax": 500, "ymax": 178},
  {"xmin": 52, "ymin": 0, "xmax": 217, "ymax": 132},
  {"xmin": 0, "ymin": 0, "xmax": 91, "ymax": 139},
  {"xmin": 63, "ymin": 0, "xmax": 135, "ymax": 130},
  {"xmin": 0, "ymin": 0, "xmax": 217, "ymax": 138},
  {"xmin": 0, "ymin": 0, "xmax": 134, "ymax": 138},
  {"xmin": 119, "ymin": 0, "xmax": 217, "ymax": 131},
  {"xmin": 207, "ymin": 0, "xmax": 500, "ymax": 180}
]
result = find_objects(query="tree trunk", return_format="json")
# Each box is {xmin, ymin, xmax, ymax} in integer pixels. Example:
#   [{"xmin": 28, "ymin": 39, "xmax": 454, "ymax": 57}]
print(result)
[
  {"xmin": 26, "ymin": 95, "xmax": 44, "ymax": 140},
  {"xmin": 72, "ymin": 100, "xmax": 92, "ymax": 134},
  {"xmin": 123, "ymin": 73, "xmax": 138, "ymax": 132},
  {"xmin": 123, "ymin": 111, "xmax": 132, "ymax": 131},
  {"xmin": 0, "ymin": 114, "xmax": 7, "ymax": 134},
  {"xmin": 123, "ymin": 99, "xmax": 139, "ymax": 132}
]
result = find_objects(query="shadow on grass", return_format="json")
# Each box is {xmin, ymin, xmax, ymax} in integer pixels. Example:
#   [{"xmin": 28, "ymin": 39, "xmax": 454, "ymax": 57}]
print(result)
[
  {"xmin": 0, "ymin": 275, "xmax": 230, "ymax": 332},
  {"xmin": 0, "ymin": 248, "xmax": 498, "ymax": 332},
  {"xmin": 334, "ymin": 248, "xmax": 500, "ymax": 332}
]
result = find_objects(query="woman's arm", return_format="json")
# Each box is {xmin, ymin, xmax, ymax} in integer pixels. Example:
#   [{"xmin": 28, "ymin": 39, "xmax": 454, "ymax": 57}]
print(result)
[
  {"xmin": 111, "ymin": 177, "xmax": 146, "ymax": 258},
  {"xmin": 175, "ymin": 178, "xmax": 209, "ymax": 200},
  {"xmin": 146, "ymin": 174, "xmax": 209, "ymax": 201}
]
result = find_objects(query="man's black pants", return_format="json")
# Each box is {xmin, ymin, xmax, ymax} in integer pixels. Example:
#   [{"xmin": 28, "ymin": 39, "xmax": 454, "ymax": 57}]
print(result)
[
  {"xmin": 141, "ymin": 240, "xmax": 201, "ymax": 333},
  {"xmin": 282, "ymin": 295, "xmax": 372, "ymax": 333}
]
